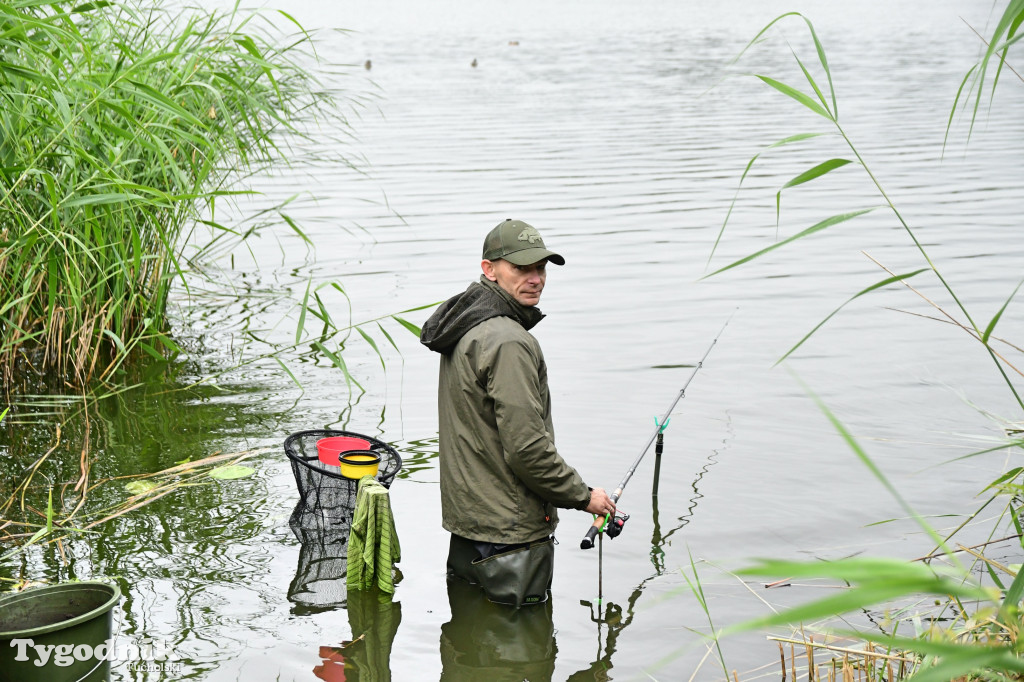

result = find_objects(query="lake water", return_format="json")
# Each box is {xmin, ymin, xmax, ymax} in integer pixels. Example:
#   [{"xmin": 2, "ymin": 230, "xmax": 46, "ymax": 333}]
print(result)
[{"xmin": 3, "ymin": 0, "xmax": 1024, "ymax": 679}]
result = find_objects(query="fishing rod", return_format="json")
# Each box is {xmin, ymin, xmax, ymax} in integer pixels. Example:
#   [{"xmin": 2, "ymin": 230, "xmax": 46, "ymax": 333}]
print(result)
[{"xmin": 580, "ymin": 314, "xmax": 733, "ymax": 550}]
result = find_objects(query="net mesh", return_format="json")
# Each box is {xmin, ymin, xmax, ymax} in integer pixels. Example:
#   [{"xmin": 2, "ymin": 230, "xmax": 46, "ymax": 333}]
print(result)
[
  {"xmin": 285, "ymin": 429, "xmax": 403, "ymax": 613},
  {"xmin": 285, "ymin": 429, "xmax": 402, "ymax": 529},
  {"xmin": 288, "ymin": 519, "xmax": 351, "ymax": 614}
]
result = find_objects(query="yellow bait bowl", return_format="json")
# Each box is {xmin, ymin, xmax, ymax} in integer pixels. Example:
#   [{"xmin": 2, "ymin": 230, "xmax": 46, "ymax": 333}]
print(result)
[{"xmin": 338, "ymin": 450, "xmax": 382, "ymax": 479}]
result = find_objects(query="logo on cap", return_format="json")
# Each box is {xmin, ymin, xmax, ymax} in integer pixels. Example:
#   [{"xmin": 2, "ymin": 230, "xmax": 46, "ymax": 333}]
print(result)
[{"xmin": 518, "ymin": 228, "xmax": 541, "ymax": 244}]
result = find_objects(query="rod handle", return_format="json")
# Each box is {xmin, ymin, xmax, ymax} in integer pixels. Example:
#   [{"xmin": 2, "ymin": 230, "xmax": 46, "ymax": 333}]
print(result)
[{"xmin": 580, "ymin": 517, "xmax": 603, "ymax": 550}]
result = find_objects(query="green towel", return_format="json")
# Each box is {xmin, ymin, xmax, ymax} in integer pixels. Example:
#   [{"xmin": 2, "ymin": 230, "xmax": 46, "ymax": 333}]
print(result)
[{"xmin": 347, "ymin": 475, "xmax": 401, "ymax": 594}]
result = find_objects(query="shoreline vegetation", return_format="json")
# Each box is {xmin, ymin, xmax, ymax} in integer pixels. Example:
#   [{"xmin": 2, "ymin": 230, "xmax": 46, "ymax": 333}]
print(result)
[
  {"xmin": 0, "ymin": 0, "xmax": 423, "ymax": 584},
  {"xmin": 696, "ymin": 4, "xmax": 1024, "ymax": 681},
  {"xmin": 0, "ymin": 0, "xmax": 338, "ymax": 390}
]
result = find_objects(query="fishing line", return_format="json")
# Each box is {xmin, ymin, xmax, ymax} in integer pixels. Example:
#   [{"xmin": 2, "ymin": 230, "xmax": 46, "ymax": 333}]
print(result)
[
  {"xmin": 581, "ymin": 312, "xmax": 733, "ymax": 551},
  {"xmin": 582, "ymin": 312, "xmax": 735, "ymax": 601}
]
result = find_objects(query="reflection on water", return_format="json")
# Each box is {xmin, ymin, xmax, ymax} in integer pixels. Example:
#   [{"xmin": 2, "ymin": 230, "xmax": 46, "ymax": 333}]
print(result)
[
  {"xmin": 440, "ymin": 578, "xmax": 557, "ymax": 682},
  {"xmin": 570, "ymin": 595, "xmax": 641, "ymax": 682},
  {"xmin": 437, "ymin": 432, "xmax": 721, "ymax": 682},
  {"xmin": 650, "ymin": 418, "xmax": 729, "ymax": 573},
  {"xmin": 288, "ymin": 511, "xmax": 351, "ymax": 615},
  {"xmin": 314, "ymin": 589, "xmax": 402, "ymax": 682},
  {"xmin": 289, "ymin": 502, "xmax": 405, "ymax": 681}
]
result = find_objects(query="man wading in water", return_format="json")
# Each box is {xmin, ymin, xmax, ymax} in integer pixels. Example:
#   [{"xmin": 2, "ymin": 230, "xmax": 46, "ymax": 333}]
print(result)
[{"xmin": 420, "ymin": 218, "xmax": 615, "ymax": 607}]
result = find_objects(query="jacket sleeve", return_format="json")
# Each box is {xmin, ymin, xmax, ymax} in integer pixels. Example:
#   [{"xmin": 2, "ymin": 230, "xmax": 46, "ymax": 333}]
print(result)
[{"xmin": 486, "ymin": 335, "xmax": 591, "ymax": 510}]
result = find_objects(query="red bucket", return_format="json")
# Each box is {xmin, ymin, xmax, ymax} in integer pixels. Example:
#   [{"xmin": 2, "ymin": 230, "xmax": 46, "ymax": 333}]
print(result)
[{"xmin": 316, "ymin": 436, "xmax": 370, "ymax": 466}]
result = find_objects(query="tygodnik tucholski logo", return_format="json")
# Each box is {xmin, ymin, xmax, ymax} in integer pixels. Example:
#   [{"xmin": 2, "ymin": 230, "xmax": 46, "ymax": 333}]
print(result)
[{"xmin": 9, "ymin": 636, "xmax": 182, "ymax": 673}]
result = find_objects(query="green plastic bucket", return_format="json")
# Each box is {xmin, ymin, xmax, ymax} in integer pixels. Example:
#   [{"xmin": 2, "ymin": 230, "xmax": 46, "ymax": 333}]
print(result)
[{"xmin": 0, "ymin": 581, "xmax": 121, "ymax": 682}]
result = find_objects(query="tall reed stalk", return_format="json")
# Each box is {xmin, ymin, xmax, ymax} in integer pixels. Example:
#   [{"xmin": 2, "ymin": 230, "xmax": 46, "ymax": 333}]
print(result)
[
  {"xmin": 0, "ymin": 0, "xmax": 335, "ymax": 388},
  {"xmin": 707, "ymin": 10, "xmax": 1023, "ymax": 409},
  {"xmin": 695, "ymin": 3, "xmax": 1024, "ymax": 679}
]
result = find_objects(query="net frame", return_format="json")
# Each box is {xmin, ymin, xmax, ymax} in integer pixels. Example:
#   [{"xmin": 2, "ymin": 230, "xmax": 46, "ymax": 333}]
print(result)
[{"xmin": 285, "ymin": 429, "xmax": 402, "ymax": 529}]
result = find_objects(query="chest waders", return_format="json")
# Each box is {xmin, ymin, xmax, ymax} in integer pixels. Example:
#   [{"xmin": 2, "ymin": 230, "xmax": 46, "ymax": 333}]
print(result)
[{"xmin": 447, "ymin": 534, "xmax": 555, "ymax": 607}]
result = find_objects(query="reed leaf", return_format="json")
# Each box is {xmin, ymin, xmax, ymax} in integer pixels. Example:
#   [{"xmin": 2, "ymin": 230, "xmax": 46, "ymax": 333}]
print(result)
[
  {"xmin": 732, "ymin": 4, "xmax": 838, "ymax": 120},
  {"xmin": 943, "ymin": 64, "xmax": 978, "ymax": 153},
  {"xmin": 736, "ymin": 557, "xmax": 986, "ymax": 594},
  {"xmin": 391, "ymin": 315, "xmax": 422, "ymax": 337},
  {"xmin": 754, "ymin": 75, "xmax": 833, "ymax": 120},
  {"xmin": 356, "ymin": 326, "xmax": 385, "ymax": 370},
  {"xmin": 274, "ymin": 356, "xmax": 302, "ymax": 390},
  {"xmin": 776, "ymin": 158, "xmax": 854, "ymax": 226},
  {"xmin": 311, "ymin": 291, "xmax": 335, "ymax": 335},
  {"xmin": 804, "ymin": 381, "xmax": 953, "ymax": 554},
  {"xmin": 775, "ymin": 268, "xmax": 928, "ymax": 365},
  {"xmin": 313, "ymin": 340, "xmax": 364, "ymax": 392},
  {"xmin": 982, "ymin": 467, "xmax": 1024, "ymax": 494},
  {"xmin": 280, "ymin": 212, "xmax": 312, "ymax": 247},
  {"xmin": 953, "ymin": 0, "xmax": 1024, "ymax": 143},
  {"xmin": 376, "ymin": 322, "xmax": 400, "ymax": 354},
  {"xmin": 982, "ymin": 279, "xmax": 1023, "ymax": 344},
  {"xmin": 680, "ymin": 550, "xmax": 731, "ymax": 678},
  {"xmin": 296, "ymin": 276, "xmax": 312, "ymax": 345},
  {"xmin": 999, "ymin": 562, "xmax": 1024, "ymax": 620},
  {"xmin": 703, "ymin": 208, "xmax": 875, "ymax": 279},
  {"xmin": 791, "ymin": 50, "xmax": 831, "ymax": 118},
  {"xmin": 709, "ymin": 132, "xmax": 828, "ymax": 267},
  {"xmin": 854, "ymin": 633, "xmax": 1024, "ymax": 681},
  {"xmin": 727, "ymin": 574, "xmax": 990, "ymax": 637}
]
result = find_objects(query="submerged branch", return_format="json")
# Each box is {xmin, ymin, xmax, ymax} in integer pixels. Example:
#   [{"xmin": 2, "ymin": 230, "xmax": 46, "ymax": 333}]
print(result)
[{"xmin": 0, "ymin": 447, "xmax": 270, "ymax": 558}]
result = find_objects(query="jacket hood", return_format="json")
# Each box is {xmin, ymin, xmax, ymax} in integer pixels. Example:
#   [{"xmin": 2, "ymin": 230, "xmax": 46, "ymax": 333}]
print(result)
[{"xmin": 420, "ymin": 276, "xmax": 545, "ymax": 354}]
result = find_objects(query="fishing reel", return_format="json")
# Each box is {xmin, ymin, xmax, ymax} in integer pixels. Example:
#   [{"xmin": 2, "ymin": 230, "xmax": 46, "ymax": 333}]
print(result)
[
  {"xmin": 605, "ymin": 512, "xmax": 630, "ymax": 539},
  {"xmin": 580, "ymin": 511, "xmax": 631, "ymax": 549}
]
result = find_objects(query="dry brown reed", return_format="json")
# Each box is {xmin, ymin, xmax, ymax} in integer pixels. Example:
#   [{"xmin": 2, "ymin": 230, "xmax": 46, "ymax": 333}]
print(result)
[
  {"xmin": 767, "ymin": 635, "xmax": 917, "ymax": 682},
  {"xmin": 0, "ymin": 445, "xmax": 271, "ymax": 573}
]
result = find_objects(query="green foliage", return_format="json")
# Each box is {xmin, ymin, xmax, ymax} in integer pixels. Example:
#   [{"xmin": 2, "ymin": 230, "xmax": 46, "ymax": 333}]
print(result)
[
  {"xmin": 947, "ymin": 0, "xmax": 1024, "ymax": 147},
  {"xmin": 0, "ymin": 0, "xmax": 335, "ymax": 386},
  {"xmin": 701, "ymin": 4, "xmax": 1024, "ymax": 679},
  {"xmin": 710, "ymin": 6, "xmax": 1024, "ymax": 416},
  {"xmin": 681, "ymin": 550, "xmax": 731, "ymax": 679},
  {"xmin": 725, "ymin": 405, "xmax": 1024, "ymax": 680},
  {"xmin": 730, "ymin": 557, "xmax": 996, "ymax": 635}
]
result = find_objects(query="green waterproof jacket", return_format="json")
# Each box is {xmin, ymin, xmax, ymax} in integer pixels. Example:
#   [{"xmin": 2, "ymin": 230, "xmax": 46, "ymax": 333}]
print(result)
[{"xmin": 421, "ymin": 277, "xmax": 591, "ymax": 544}]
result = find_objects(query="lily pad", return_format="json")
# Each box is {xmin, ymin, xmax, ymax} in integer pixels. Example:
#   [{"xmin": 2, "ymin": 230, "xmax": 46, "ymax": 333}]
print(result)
[
  {"xmin": 208, "ymin": 465, "xmax": 256, "ymax": 480},
  {"xmin": 125, "ymin": 480, "xmax": 158, "ymax": 495}
]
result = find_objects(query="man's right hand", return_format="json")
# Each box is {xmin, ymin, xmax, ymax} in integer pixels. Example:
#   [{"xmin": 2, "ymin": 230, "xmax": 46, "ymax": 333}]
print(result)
[{"xmin": 584, "ymin": 488, "xmax": 615, "ymax": 516}]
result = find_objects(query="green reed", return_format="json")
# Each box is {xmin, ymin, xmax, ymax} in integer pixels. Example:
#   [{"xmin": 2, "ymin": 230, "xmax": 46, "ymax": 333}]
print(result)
[
  {"xmin": 696, "ymin": 3, "xmax": 1024, "ymax": 680},
  {"xmin": 707, "ymin": 10, "xmax": 1023, "ymax": 410},
  {"xmin": 0, "ymin": 0, "xmax": 335, "ymax": 387}
]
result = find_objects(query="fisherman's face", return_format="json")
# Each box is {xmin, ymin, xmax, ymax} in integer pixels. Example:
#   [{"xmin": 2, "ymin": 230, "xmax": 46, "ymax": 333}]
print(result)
[{"xmin": 482, "ymin": 258, "xmax": 547, "ymax": 307}]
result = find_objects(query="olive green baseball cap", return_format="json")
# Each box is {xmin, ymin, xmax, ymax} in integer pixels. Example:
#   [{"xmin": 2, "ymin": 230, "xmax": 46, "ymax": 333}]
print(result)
[{"xmin": 482, "ymin": 219, "xmax": 565, "ymax": 266}]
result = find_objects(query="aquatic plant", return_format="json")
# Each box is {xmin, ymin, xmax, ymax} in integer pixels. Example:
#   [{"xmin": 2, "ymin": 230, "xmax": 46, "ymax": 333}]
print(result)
[
  {"xmin": 698, "ymin": 2, "xmax": 1024, "ymax": 680},
  {"xmin": 0, "ymin": 0, "xmax": 339, "ymax": 388},
  {"xmin": 0, "ymin": 446, "xmax": 267, "ymax": 570}
]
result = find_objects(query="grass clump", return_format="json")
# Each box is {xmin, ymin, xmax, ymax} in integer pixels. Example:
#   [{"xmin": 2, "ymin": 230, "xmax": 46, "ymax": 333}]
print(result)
[{"xmin": 0, "ymin": 0, "xmax": 335, "ymax": 388}]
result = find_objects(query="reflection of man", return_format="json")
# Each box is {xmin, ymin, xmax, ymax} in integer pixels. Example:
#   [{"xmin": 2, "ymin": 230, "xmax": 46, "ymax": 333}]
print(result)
[
  {"xmin": 420, "ymin": 218, "xmax": 614, "ymax": 607},
  {"xmin": 440, "ymin": 577, "xmax": 556, "ymax": 681}
]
